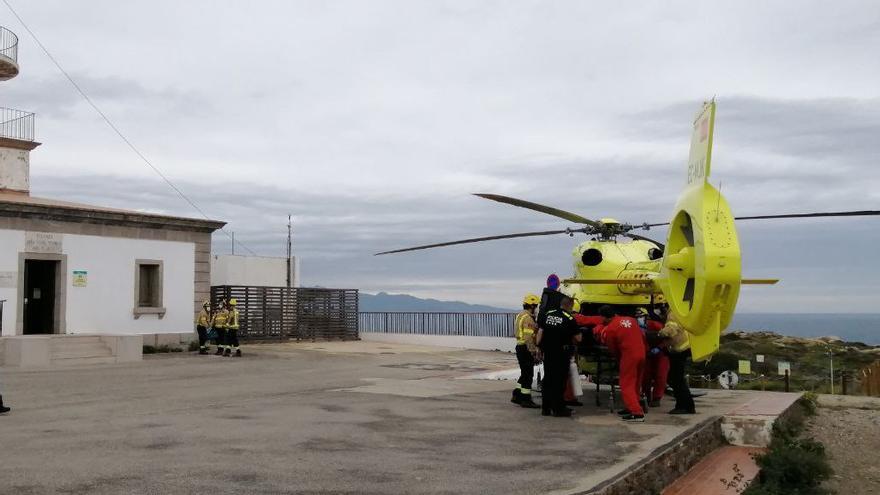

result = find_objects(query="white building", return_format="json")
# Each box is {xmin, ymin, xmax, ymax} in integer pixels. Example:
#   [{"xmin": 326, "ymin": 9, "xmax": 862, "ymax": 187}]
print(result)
[
  {"xmin": 0, "ymin": 27, "xmax": 225, "ymax": 366},
  {"xmin": 211, "ymin": 254, "xmax": 300, "ymax": 288}
]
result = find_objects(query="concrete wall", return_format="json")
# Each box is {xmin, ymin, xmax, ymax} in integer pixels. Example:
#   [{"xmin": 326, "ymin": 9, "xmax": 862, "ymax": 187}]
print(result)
[
  {"xmin": 211, "ymin": 254, "xmax": 299, "ymax": 287},
  {"xmin": 359, "ymin": 332, "xmax": 516, "ymax": 353},
  {"xmin": 0, "ymin": 229, "xmax": 194, "ymax": 336},
  {"xmin": 0, "ymin": 145, "xmax": 30, "ymax": 193}
]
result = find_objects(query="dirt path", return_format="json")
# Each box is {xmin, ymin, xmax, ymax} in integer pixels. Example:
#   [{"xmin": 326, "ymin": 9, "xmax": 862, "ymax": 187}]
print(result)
[{"xmin": 807, "ymin": 396, "xmax": 880, "ymax": 494}]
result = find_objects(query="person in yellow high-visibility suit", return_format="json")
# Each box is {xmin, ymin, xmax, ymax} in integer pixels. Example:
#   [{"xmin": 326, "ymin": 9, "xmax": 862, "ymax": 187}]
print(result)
[
  {"xmin": 511, "ymin": 294, "xmax": 541, "ymax": 408},
  {"xmin": 213, "ymin": 300, "xmax": 229, "ymax": 356},
  {"xmin": 195, "ymin": 300, "xmax": 212, "ymax": 355},
  {"xmin": 225, "ymin": 299, "xmax": 241, "ymax": 357}
]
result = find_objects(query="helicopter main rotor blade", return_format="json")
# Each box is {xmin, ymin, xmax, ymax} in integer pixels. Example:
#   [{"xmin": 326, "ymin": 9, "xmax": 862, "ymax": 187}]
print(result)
[
  {"xmin": 635, "ymin": 209, "xmax": 880, "ymax": 230},
  {"xmin": 474, "ymin": 193, "xmax": 601, "ymax": 228},
  {"xmin": 374, "ymin": 228, "xmax": 589, "ymax": 256},
  {"xmin": 733, "ymin": 210, "xmax": 880, "ymax": 221},
  {"xmin": 623, "ymin": 232, "xmax": 665, "ymax": 250}
]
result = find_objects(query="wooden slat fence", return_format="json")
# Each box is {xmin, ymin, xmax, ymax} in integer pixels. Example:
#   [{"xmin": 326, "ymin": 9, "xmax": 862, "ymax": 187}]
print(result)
[
  {"xmin": 861, "ymin": 361, "xmax": 880, "ymax": 397},
  {"xmin": 211, "ymin": 286, "xmax": 358, "ymax": 341}
]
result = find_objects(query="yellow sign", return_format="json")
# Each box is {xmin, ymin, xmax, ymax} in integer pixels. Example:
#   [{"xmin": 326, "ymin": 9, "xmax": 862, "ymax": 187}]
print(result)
[
  {"xmin": 738, "ymin": 360, "xmax": 752, "ymax": 375},
  {"xmin": 72, "ymin": 270, "xmax": 88, "ymax": 287}
]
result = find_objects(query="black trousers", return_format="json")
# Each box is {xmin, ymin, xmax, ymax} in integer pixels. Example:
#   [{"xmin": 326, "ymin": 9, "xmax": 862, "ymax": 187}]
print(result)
[
  {"xmin": 515, "ymin": 344, "xmax": 535, "ymax": 391},
  {"xmin": 196, "ymin": 325, "xmax": 208, "ymax": 349},
  {"xmin": 541, "ymin": 353, "xmax": 569, "ymax": 414},
  {"xmin": 215, "ymin": 328, "xmax": 227, "ymax": 348},
  {"xmin": 668, "ymin": 350, "xmax": 695, "ymax": 412},
  {"xmin": 228, "ymin": 329, "xmax": 239, "ymax": 349}
]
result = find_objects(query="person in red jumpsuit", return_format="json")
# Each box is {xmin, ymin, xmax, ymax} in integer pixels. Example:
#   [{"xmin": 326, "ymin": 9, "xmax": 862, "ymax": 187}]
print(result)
[
  {"xmin": 599, "ymin": 305, "xmax": 647, "ymax": 422},
  {"xmin": 638, "ymin": 307, "xmax": 669, "ymax": 408}
]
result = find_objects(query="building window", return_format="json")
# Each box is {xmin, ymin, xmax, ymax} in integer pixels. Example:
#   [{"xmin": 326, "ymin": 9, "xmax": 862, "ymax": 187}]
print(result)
[{"xmin": 133, "ymin": 259, "xmax": 165, "ymax": 318}]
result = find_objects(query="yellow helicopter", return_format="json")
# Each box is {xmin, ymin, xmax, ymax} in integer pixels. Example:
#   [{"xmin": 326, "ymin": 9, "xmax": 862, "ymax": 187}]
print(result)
[{"xmin": 377, "ymin": 101, "xmax": 880, "ymax": 361}]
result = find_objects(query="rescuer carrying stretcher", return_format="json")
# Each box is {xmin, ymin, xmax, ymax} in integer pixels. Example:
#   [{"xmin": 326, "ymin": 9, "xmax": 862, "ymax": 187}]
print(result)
[{"xmin": 512, "ymin": 294, "xmax": 541, "ymax": 408}]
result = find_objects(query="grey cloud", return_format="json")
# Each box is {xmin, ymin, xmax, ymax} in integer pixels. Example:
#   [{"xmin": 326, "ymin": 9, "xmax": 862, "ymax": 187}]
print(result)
[
  {"xmin": 30, "ymin": 168, "xmax": 880, "ymax": 311},
  {"xmin": 2, "ymin": 73, "xmax": 215, "ymax": 119}
]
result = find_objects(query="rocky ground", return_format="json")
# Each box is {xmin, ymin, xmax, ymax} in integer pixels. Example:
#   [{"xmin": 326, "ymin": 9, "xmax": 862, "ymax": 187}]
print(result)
[{"xmin": 807, "ymin": 395, "xmax": 880, "ymax": 495}]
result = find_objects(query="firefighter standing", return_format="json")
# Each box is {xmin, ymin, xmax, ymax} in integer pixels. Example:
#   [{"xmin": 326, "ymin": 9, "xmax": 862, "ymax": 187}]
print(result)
[
  {"xmin": 600, "ymin": 305, "xmax": 647, "ymax": 422},
  {"xmin": 660, "ymin": 321, "xmax": 696, "ymax": 414},
  {"xmin": 536, "ymin": 296, "xmax": 581, "ymax": 417},
  {"xmin": 213, "ymin": 300, "xmax": 229, "ymax": 356},
  {"xmin": 511, "ymin": 294, "xmax": 540, "ymax": 408},
  {"xmin": 196, "ymin": 301, "xmax": 212, "ymax": 355},
  {"xmin": 226, "ymin": 299, "xmax": 241, "ymax": 357}
]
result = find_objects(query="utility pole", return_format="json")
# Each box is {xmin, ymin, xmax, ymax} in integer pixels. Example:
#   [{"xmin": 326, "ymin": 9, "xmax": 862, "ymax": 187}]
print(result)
[
  {"xmin": 231, "ymin": 231, "xmax": 235, "ymax": 255},
  {"xmin": 286, "ymin": 215, "xmax": 292, "ymax": 288}
]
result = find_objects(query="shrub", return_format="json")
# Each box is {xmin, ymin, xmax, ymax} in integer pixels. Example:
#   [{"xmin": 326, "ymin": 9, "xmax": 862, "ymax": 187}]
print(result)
[{"xmin": 743, "ymin": 412, "xmax": 832, "ymax": 495}]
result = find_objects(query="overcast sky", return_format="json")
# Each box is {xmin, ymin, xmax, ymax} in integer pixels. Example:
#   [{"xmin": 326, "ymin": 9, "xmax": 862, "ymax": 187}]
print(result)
[{"xmin": 2, "ymin": 1, "xmax": 879, "ymax": 311}]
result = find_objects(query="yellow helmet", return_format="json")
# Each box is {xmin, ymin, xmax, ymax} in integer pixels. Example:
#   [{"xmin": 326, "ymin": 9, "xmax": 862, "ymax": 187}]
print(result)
[
  {"xmin": 229, "ymin": 298, "xmax": 237, "ymax": 306},
  {"xmin": 203, "ymin": 300, "xmax": 210, "ymax": 308},
  {"xmin": 572, "ymin": 299, "xmax": 581, "ymax": 313},
  {"xmin": 523, "ymin": 294, "xmax": 540, "ymax": 306}
]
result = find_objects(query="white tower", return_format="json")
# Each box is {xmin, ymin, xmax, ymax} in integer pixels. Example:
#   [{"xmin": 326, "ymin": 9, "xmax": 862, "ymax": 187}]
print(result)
[{"xmin": 0, "ymin": 25, "xmax": 39, "ymax": 195}]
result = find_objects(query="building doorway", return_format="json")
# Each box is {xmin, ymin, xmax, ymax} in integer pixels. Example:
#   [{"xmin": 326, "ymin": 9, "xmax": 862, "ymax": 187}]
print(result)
[{"xmin": 23, "ymin": 259, "xmax": 58, "ymax": 335}]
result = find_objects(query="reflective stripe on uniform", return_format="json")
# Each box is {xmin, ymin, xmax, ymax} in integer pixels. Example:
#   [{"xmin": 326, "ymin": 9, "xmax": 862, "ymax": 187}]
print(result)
[{"xmin": 514, "ymin": 311, "xmax": 536, "ymax": 345}]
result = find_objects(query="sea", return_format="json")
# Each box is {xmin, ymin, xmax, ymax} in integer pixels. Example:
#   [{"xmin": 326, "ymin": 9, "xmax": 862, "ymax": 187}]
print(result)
[{"xmin": 731, "ymin": 313, "xmax": 880, "ymax": 345}]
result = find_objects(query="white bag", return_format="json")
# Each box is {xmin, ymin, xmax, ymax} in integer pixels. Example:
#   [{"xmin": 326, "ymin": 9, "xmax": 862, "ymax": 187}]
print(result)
[
  {"xmin": 532, "ymin": 363, "xmax": 544, "ymax": 391},
  {"xmin": 569, "ymin": 360, "xmax": 583, "ymax": 397}
]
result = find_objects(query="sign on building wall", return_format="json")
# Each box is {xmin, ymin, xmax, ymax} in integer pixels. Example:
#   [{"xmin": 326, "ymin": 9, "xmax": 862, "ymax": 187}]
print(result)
[
  {"xmin": 738, "ymin": 360, "xmax": 752, "ymax": 375},
  {"xmin": 25, "ymin": 232, "xmax": 63, "ymax": 254},
  {"xmin": 72, "ymin": 270, "xmax": 88, "ymax": 287},
  {"xmin": 0, "ymin": 271, "xmax": 15, "ymax": 288}
]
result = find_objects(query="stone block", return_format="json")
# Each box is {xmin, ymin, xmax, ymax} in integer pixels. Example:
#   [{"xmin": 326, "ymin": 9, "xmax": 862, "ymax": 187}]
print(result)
[
  {"xmin": 3, "ymin": 336, "xmax": 51, "ymax": 367},
  {"xmin": 115, "ymin": 335, "xmax": 143, "ymax": 363}
]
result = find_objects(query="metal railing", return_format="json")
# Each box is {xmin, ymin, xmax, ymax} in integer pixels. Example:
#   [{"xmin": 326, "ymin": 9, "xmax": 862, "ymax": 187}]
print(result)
[
  {"xmin": 359, "ymin": 312, "xmax": 517, "ymax": 338},
  {"xmin": 0, "ymin": 26, "xmax": 17, "ymax": 64},
  {"xmin": 0, "ymin": 107, "xmax": 35, "ymax": 141},
  {"xmin": 211, "ymin": 286, "xmax": 359, "ymax": 341}
]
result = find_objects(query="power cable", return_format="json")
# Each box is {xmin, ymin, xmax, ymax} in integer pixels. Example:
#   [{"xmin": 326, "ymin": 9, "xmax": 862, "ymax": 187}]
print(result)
[{"xmin": 2, "ymin": 0, "xmax": 257, "ymax": 255}]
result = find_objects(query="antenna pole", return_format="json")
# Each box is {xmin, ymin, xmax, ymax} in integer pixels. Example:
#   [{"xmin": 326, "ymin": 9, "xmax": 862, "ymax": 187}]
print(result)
[
  {"xmin": 231, "ymin": 231, "xmax": 235, "ymax": 255},
  {"xmin": 286, "ymin": 215, "xmax": 292, "ymax": 288}
]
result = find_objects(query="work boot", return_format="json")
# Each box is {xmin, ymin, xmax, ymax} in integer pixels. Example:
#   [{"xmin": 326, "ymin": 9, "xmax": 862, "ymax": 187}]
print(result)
[
  {"xmin": 215, "ymin": 347, "xmax": 223, "ymax": 356},
  {"xmin": 552, "ymin": 408, "xmax": 573, "ymax": 417},
  {"xmin": 223, "ymin": 348, "xmax": 232, "ymax": 357},
  {"xmin": 621, "ymin": 413, "xmax": 645, "ymax": 423},
  {"xmin": 648, "ymin": 399, "xmax": 661, "ymax": 408},
  {"xmin": 511, "ymin": 389, "xmax": 522, "ymax": 405},
  {"xmin": 565, "ymin": 400, "xmax": 584, "ymax": 407},
  {"xmin": 234, "ymin": 349, "xmax": 242, "ymax": 357},
  {"xmin": 617, "ymin": 409, "xmax": 630, "ymax": 416},
  {"xmin": 669, "ymin": 408, "xmax": 696, "ymax": 415},
  {"xmin": 519, "ymin": 396, "xmax": 540, "ymax": 409},
  {"xmin": 199, "ymin": 348, "xmax": 209, "ymax": 355},
  {"xmin": 0, "ymin": 395, "xmax": 10, "ymax": 415}
]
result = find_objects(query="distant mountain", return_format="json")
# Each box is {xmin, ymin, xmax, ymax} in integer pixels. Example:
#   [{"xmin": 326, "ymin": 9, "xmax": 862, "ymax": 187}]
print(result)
[{"xmin": 360, "ymin": 292, "xmax": 515, "ymax": 313}]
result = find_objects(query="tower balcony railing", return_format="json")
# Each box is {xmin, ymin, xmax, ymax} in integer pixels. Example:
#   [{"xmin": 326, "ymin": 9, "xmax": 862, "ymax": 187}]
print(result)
[
  {"xmin": 0, "ymin": 107, "xmax": 35, "ymax": 141},
  {"xmin": 0, "ymin": 26, "xmax": 19, "ymax": 80},
  {"xmin": 0, "ymin": 26, "xmax": 17, "ymax": 63}
]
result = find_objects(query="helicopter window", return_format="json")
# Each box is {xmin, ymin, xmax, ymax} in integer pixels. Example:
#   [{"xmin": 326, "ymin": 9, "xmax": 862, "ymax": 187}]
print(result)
[
  {"xmin": 581, "ymin": 248, "xmax": 603, "ymax": 266},
  {"xmin": 648, "ymin": 248, "xmax": 663, "ymax": 260}
]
